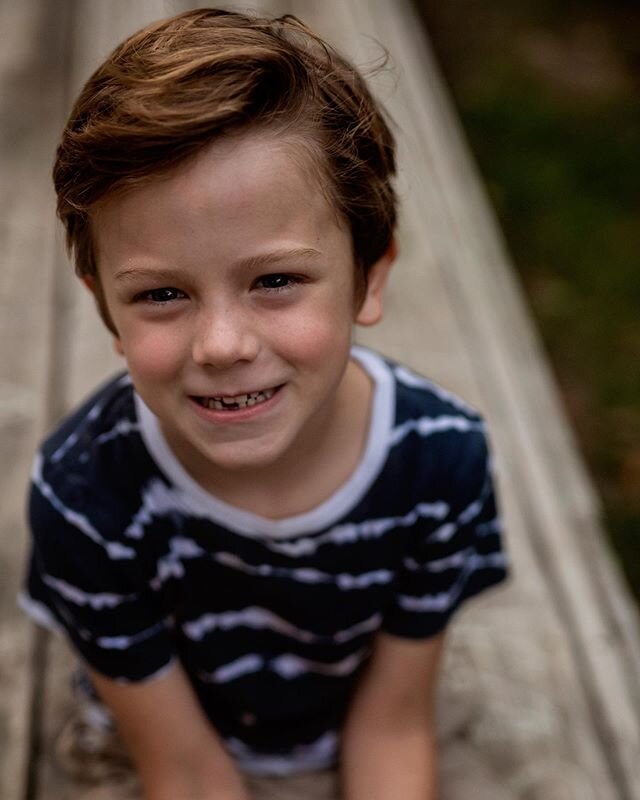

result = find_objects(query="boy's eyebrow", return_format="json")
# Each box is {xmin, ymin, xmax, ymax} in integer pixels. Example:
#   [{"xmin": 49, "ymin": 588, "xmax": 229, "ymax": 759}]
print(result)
[
  {"xmin": 113, "ymin": 248, "xmax": 323, "ymax": 282},
  {"xmin": 237, "ymin": 248, "xmax": 323, "ymax": 271},
  {"xmin": 114, "ymin": 267, "xmax": 185, "ymax": 283}
]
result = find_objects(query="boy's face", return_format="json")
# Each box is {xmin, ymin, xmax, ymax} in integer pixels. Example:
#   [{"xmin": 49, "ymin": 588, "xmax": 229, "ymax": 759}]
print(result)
[{"xmin": 92, "ymin": 132, "xmax": 392, "ymax": 480}]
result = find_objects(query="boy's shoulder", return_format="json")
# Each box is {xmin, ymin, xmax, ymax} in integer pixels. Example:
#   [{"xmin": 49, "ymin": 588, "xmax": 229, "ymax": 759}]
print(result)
[
  {"xmin": 359, "ymin": 348, "xmax": 491, "ymax": 496},
  {"xmin": 389, "ymin": 359, "xmax": 482, "ymax": 424},
  {"xmin": 34, "ymin": 372, "xmax": 145, "ymax": 507},
  {"xmin": 40, "ymin": 371, "xmax": 135, "ymax": 461},
  {"xmin": 361, "ymin": 347, "xmax": 484, "ymax": 427}
]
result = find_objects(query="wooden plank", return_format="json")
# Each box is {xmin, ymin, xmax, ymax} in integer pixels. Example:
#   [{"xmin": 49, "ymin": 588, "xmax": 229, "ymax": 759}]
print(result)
[{"xmin": 0, "ymin": 2, "xmax": 77, "ymax": 799}]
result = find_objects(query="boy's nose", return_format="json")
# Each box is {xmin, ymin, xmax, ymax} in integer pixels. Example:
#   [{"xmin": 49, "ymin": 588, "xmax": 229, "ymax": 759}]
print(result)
[{"xmin": 191, "ymin": 305, "xmax": 260, "ymax": 368}]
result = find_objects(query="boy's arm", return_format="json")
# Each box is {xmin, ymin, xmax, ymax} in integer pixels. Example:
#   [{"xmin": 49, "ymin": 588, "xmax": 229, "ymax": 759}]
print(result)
[
  {"xmin": 340, "ymin": 630, "xmax": 445, "ymax": 800},
  {"xmin": 87, "ymin": 662, "xmax": 250, "ymax": 800}
]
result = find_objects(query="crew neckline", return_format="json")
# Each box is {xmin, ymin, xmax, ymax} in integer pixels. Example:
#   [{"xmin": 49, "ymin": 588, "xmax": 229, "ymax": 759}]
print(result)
[{"xmin": 134, "ymin": 346, "xmax": 395, "ymax": 539}]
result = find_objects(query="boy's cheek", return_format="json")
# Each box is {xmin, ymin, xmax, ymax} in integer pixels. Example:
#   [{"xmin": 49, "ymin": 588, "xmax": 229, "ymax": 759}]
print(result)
[
  {"xmin": 277, "ymin": 309, "xmax": 352, "ymax": 362},
  {"xmin": 275, "ymin": 313, "xmax": 333, "ymax": 346},
  {"xmin": 119, "ymin": 331, "xmax": 185, "ymax": 380}
]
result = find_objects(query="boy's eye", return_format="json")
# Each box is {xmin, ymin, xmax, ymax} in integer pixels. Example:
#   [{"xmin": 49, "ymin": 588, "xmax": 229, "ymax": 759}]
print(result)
[
  {"xmin": 138, "ymin": 287, "xmax": 186, "ymax": 303},
  {"xmin": 255, "ymin": 274, "xmax": 298, "ymax": 292}
]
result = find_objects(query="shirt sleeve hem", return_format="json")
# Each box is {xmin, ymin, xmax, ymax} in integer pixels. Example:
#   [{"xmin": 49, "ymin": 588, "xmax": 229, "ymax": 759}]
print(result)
[
  {"xmin": 18, "ymin": 590, "xmax": 177, "ymax": 684},
  {"xmin": 381, "ymin": 567, "xmax": 510, "ymax": 640},
  {"xmin": 107, "ymin": 655, "xmax": 178, "ymax": 685}
]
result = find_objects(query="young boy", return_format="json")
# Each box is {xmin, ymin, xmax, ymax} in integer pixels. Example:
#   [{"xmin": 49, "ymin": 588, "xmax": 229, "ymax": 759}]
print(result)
[{"xmin": 20, "ymin": 8, "xmax": 508, "ymax": 800}]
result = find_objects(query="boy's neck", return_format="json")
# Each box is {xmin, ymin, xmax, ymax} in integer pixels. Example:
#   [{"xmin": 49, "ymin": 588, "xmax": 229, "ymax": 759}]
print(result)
[{"xmin": 161, "ymin": 357, "xmax": 374, "ymax": 520}]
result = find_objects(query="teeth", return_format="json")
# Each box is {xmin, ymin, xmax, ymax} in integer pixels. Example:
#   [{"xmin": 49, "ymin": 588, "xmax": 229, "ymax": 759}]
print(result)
[{"xmin": 199, "ymin": 387, "xmax": 276, "ymax": 411}]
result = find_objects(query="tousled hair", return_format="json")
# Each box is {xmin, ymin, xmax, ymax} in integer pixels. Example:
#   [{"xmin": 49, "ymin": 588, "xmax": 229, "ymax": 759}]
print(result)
[{"xmin": 53, "ymin": 8, "xmax": 397, "ymax": 332}]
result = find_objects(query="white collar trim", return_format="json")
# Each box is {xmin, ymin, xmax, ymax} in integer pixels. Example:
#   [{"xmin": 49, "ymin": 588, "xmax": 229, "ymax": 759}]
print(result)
[{"xmin": 134, "ymin": 346, "xmax": 394, "ymax": 539}]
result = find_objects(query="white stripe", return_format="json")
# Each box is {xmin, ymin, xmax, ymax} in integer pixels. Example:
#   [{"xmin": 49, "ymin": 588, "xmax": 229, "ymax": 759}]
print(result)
[
  {"xmin": 94, "ymin": 419, "xmax": 140, "ymax": 447},
  {"xmin": 336, "ymin": 570, "xmax": 393, "ymax": 589},
  {"xmin": 398, "ymin": 551, "xmax": 508, "ymax": 613},
  {"xmin": 427, "ymin": 522, "xmax": 458, "ymax": 543},
  {"xmin": 198, "ymin": 649, "xmax": 368, "ymax": 684},
  {"xmin": 215, "ymin": 551, "xmax": 394, "ymax": 589},
  {"xmin": 426, "ymin": 467, "xmax": 493, "ymax": 543},
  {"xmin": 225, "ymin": 731, "xmax": 338, "ymax": 776},
  {"xmin": 50, "ymin": 432, "xmax": 80, "ymax": 464},
  {"xmin": 265, "ymin": 500, "xmax": 450, "ymax": 557},
  {"xmin": 393, "ymin": 366, "xmax": 477, "ymax": 414},
  {"xmin": 150, "ymin": 536, "xmax": 206, "ymax": 589},
  {"xmin": 461, "ymin": 463, "xmax": 493, "ymax": 525},
  {"xmin": 50, "ymin": 374, "xmax": 131, "ymax": 464},
  {"xmin": 96, "ymin": 621, "xmax": 167, "ymax": 649},
  {"xmin": 42, "ymin": 574, "xmax": 137, "ymax": 610},
  {"xmin": 390, "ymin": 414, "xmax": 484, "ymax": 448},
  {"xmin": 125, "ymin": 478, "xmax": 189, "ymax": 540},
  {"xmin": 271, "ymin": 649, "xmax": 367, "ymax": 679},
  {"xmin": 32, "ymin": 454, "xmax": 135, "ymax": 560},
  {"xmin": 182, "ymin": 606, "xmax": 381, "ymax": 644},
  {"xmin": 476, "ymin": 518, "xmax": 503, "ymax": 536},
  {"xmin": 17, "ymin": 591, "xmax": 64, "ymax": 633},
  {"xmin": 200, "ymin": 654, "xmax": 264, "ymax": 683},
  {"xmin": 459, "ymin": 493, "xmax": 486, "ymax": 525},
  {"xmin": 404, "ymin": 546, "xmax": 474, "ymax": 573}
]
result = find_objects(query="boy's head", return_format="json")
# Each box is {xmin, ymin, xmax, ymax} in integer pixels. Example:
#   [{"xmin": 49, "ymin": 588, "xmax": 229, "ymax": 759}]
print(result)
[{"xmin": 53, "ymin": 8, "xmax": 397, "ymax": 334}]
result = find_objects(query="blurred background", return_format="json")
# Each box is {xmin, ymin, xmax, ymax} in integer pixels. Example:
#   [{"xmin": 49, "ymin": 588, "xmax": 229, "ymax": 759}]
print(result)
[{"xmin": 413, "ymin": 0, "xmax": 640, "ymax": 602}]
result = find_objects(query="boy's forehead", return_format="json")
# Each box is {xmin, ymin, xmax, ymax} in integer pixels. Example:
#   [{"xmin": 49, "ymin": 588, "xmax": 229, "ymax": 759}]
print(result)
[
  {"xmin": 92, "ymin": 132, "xmax": 350, "ymax": 269},
  {"xmin": 179, "ymin": 133, "xmax": 321, "ymax": 205}
]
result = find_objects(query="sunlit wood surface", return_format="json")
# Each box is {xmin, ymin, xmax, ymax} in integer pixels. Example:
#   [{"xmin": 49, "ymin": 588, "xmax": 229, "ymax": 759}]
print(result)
[{"xmin": 1, "ymin": 1, "xmax": 639, "ymax": 798}]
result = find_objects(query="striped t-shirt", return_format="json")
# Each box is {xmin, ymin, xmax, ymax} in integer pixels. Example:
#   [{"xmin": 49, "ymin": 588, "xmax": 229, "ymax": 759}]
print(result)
[{"xmin": 20, "ymin": 346, "xmax": 508, "ymax": 775}]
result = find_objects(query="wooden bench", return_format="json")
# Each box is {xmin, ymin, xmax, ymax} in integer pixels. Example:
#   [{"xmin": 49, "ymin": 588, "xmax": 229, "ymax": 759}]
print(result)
[{"xmin": 2, "ymin": 1, "xmax": 639, "ymax": 798}]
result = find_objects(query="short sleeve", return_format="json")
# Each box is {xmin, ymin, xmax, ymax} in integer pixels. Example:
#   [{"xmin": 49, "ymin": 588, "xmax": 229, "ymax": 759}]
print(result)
[
  {"xmin": 382, "ymin": 424, "xmax": 509, "ymax": 639},
  {"xmin": 19, "ymin": 456, "xmax": 176, "ymax": 682}
]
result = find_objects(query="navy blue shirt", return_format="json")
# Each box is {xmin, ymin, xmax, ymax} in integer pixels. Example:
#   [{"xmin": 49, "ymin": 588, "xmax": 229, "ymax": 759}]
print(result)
[{"xmin": 20, "ymin": 346, "xmax": 508, "ymax": 775}]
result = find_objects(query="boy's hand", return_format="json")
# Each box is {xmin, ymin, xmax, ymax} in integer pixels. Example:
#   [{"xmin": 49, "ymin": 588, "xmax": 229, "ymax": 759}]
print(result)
[
  {"xmin": 340, "ymin": 630, "xmax": 445, "ymax": 800},
  {"xmin": 87, "ymin": 662, "xmax": 250, "ymax": 800}
]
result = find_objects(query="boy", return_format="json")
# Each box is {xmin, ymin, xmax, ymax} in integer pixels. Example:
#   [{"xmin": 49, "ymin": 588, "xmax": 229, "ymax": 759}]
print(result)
[{"xmin": 20, "ymin": 8, "xmax": 508, "ymax": 800}]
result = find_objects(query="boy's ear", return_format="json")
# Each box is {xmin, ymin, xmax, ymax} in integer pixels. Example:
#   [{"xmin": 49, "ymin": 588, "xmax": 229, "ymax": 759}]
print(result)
[{"xmin": 355, "ymin": 237, "xmax": 397, "ymax": 327}]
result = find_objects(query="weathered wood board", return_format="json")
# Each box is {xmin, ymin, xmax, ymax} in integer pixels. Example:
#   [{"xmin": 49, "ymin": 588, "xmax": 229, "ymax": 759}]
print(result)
[
  {"xmin": 0, "ymin": 2, "xmax": 76, "ymax": 798},
  {"xmin": 2, "ymin": 1, "xmax": 638, "ymax": 799}
]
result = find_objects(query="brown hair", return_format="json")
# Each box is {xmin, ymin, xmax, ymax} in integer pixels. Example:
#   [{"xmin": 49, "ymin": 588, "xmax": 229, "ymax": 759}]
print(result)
[{"xmin": 54, "ymin": 8, "xmax": 397, "ymax": 333}]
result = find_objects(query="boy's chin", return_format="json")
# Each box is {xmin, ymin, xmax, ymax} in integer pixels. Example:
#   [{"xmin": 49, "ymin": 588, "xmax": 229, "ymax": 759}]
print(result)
[{"xmin": 197, "ymin": 437, "xmax": 292, "ymax": 475}]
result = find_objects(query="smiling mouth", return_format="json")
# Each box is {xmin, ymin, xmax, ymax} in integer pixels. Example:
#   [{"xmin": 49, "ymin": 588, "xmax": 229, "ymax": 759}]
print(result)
[{"xmin": 191, "ymin": 386, "xmax": 280, "ymax": 411}]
